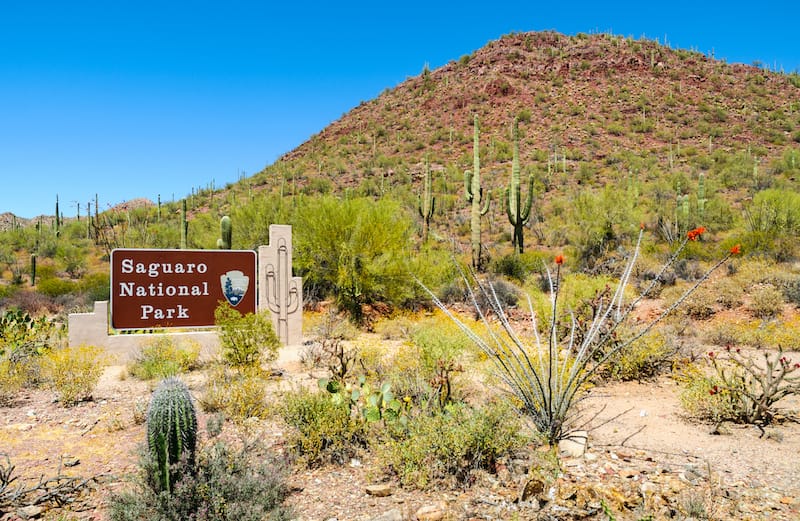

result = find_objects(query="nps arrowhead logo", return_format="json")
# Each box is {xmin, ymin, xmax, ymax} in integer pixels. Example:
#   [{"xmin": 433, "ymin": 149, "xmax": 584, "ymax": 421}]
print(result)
[{"xmin": 220, "ymin": 270, "xmax": 250, "ymax": 307}]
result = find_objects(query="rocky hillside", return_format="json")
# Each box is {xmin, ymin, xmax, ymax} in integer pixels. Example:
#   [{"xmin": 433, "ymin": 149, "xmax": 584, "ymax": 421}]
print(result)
[{"xmin": 252, "ymin": 31, "xmax": 798, "ymax": 202}]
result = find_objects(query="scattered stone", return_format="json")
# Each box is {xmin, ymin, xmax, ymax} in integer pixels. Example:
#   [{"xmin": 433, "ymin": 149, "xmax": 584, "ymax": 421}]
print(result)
[
  {"xmin": 17, "ymin": 505, "xmax": 44, "ymax": 519},
  {"xmin": 349, "ymin": 458, "xmax": 362, "ymax": 467},
  {"xmin": 583, "ymin": 452, "xmax": 598, "ymax": 461},
  {"xmin": 780, "ymin": 496, "xmax": 796, "ymax": 505},
  {"xmin": 365, "ymin": 484, "xmax": 393, "ymax": 497},
  {"xmin": 61, "ymin": 454, "xmax": 80, "ymax": 467},
  {"xmin": 415, "ymin": 501, "xmax": 448, "ymax": 521},
  {"xmin": 370, "ymin": 509, "xmax": 402, "ymax": 521}
]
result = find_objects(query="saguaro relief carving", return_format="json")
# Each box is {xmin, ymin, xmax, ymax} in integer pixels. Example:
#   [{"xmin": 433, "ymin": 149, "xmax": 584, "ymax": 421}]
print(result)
[{"xmin": 258, "ymin": 225, "xmax": 303, "ymax": 345}]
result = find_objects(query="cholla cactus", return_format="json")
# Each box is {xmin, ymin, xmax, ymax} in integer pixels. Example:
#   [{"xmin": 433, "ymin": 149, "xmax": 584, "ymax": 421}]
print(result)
[{"xmin": 146, "ymin": 377, "xmax": 197, "ymax": 493}]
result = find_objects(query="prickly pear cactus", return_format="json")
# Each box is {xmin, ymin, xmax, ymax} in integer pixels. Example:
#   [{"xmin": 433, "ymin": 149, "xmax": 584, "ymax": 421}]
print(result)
[{"xmin": 146, "ymin": 377, "xmax": 197, "ymax": 493}]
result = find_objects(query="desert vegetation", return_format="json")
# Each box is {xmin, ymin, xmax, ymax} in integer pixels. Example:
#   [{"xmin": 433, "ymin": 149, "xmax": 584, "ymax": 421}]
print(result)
[{"xmin": 2, "ymin": 31, "xmax": 800, "ymax": 519}]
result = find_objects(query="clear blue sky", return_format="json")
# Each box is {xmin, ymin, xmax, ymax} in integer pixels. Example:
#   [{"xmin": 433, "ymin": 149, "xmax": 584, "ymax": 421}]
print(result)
[{"xmin": 2, "ymin": 1, "xmax": 798, "ymax": 218}]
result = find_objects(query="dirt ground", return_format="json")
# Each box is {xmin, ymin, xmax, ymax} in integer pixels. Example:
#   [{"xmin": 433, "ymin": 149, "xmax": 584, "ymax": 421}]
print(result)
[{"xmin": 1, "ymin": 342, "xmax": 799, "ymax": 521}]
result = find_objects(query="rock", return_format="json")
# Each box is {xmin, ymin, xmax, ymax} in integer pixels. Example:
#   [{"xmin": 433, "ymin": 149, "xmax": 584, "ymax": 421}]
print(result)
[
  {"xmin": 583, "ymin": 452, "xmax": 598, "ymax": 461},
  {"xmin": 5, "ymin": 423, "xmax": 34, "ymax": 431},
  {"xmin": 370, "ymin": 509, "xmax": 402, "ymax": 521},
  {"xmin": 365, "ymin": 484, "xmax": 393, "ymax": 497},
  {"xmin": 519, "ymin": 477, "xmax": 545, "ymax": 502},
  {"xmin": 558, "ymin": 431, "xmax": 587, "ymax": 458},
  {"xmin": 780, "ymin": 496, "xmax": 796, "ymax": 505},
  {"xmin": 61, "ymin": 454, "xmax": 80, "ymax": 467},
  {"xmin": 17, "ymin": 505, "xmax": 44, "ymax": 519},
  {"xmin": 415, "ymin": 501, "xmax": 448, "ymax": 521}
]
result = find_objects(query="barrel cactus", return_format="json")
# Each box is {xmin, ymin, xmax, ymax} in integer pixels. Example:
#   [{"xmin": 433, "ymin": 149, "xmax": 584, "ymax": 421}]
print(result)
[{"xmin": 146, "ymin": 377, "xmax": 198, "ymax": 493}]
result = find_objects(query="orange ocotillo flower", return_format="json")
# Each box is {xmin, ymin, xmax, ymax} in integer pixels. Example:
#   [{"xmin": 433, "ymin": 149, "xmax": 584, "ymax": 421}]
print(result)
[{"xmin": 687, "ymin": 226, "xmax": 706, "ymax": 241}]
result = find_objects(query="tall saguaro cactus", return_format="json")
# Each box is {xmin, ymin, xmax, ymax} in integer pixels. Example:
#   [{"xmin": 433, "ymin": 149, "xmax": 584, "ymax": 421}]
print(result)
[
  {"xmin": 146, "ymin": 377, "xmax": 197, "ymax": 494},
  {"xmin": 465, "ymin": 114, "xmax": 490, "ymax": 270},
  {"xmin": 504, "ymin": 118, "xmax": 534, "ymax": 253},
  {"xmin": 418, "ymin": 161, "xmax": 436, "ymax": 243},
  {"xmin": 217, "ymin": 215, "xmax": 232, "ymax": 249},
  {"xmin": 697, "ymin": 173, "xmax": 708, "ymax": 220},
  {"xmin": 180, "ymin": 200, "xmax": 188, "ymax": 249}
]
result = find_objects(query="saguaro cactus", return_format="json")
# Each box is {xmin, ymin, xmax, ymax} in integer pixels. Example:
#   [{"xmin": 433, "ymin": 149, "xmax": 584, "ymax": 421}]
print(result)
[
  {"xmin": 465, "ymin": 114, "xmax": 490, "ymax": 270},
  {"xmin": 697, "ymin": 173, "xmax": 708, "ymax": 220},
  {"xmin": 217, "ymin": 215, "xmax": 232, "ymax": 249},
  {"xmin": 418, "ymin": 161, "xmax": 436, "ymax": 243},
  {"xmin": 146, "ymin": 377, "xmax": 197, "ymax": 494},
  {"xmin": 180, "ymin": 200, "xmax": 188, "ymax": 249},
  {"xmin": 54, "ymin": 195, "xmax": 61, "ymax": 238},
  {"xmin": 504, "ymin": 118, "xmax": 534, "ymax": 253}
]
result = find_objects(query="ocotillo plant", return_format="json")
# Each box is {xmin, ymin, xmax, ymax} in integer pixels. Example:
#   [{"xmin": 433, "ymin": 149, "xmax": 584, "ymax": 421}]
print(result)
[
  {"xmin": 146, "ymin": 377, "xmax": 197, "ymax": 494},
  {"xmin": 504, "ymin": 118, "xmax": 534, "ymax": 253},
  {"xmin": 417, "ymin": 161, "xmax": 436, "ymax": 243},
  {"xmin": 180, "ymin": 200, "xmax": 188, "ymax": 249},
  {"xmin": 464, "ymin": 114, "xmax": 490, "ymax": 270},
  {"xmin": 217, "ymin": 215, "xmax": 232, "ymax": 249}
]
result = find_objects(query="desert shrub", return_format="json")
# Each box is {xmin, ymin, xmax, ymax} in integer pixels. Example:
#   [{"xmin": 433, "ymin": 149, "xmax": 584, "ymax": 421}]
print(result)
[
  {"xmin": 780, "ymin": 276, "xmax": 800, "ymax": 307},
  {"xmin": 36, "ymin": 277, "xmax": 77, "ymax": 297},
  {"xmin": 748, "ymin": 284, "xmax": 784, "ymax": 319},
  {"xmin": 490, "ymin": 251, "xmax": 546, "ymax": 283},
  {"xmin": 110, "ymin": 438, "xmax": 292, "ymax": 521},
  {"xmin": 375, "ymin": 401, "xmax": 527, "ymax": 489},
  {"xmin": 713, "ymin": 277, "xmax": 744, "ymax": 309},
  {"xmin": 0, "ymin": 359, "xmax": 25, "ymax": 405},
  {"xmin": 128, "ymin": 337, "xmax": 201, "ymax": 380},
  {"xmin": 41, "ymin": 344, "xmax": 106, "ymax": 405},
  {"xmin": 605, "ymin": 331, "xmax": 675, "ymax": 381},
  {"xmin": 215, "ymin": 304, "xmax": 279, "ymax": 367},
  {"xmin": 678, "ymin": 366, "xmax": 737, "ymax": 425},
  {"xmin": 80, "ymin": 272, "xmax": 111, "ymax": 302},
  {"xmin": 280, "ymin": 388, "xmax": 366, "ymax": 466},
  {"xmin": 200, "ymin": 366, "xmax": 269, "ymax": 421},
  {"xmin": 682, "ymin": 286, "xmax": 717, "ymax": 319}
]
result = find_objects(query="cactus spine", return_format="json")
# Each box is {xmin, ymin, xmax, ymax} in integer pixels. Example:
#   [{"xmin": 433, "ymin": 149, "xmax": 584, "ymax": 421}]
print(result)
[
  {"xmin": 464, "ymin": 114, "xmax": 490, "ymax": 270},
  {"xmin": 217, "ymin": 215, "xmax": 232, "ymax": 249},
  {"xmin": 146, "ymin": 377, "xmax": 197, "ymax": 494},
  {"xmin": 504, "ymin": 118, "xmax": 534, "ymax": 253},
  {"xmin": 418, "ymin": 161, "xmax": 436, "ymax": 242},
  {"xmin": 180, "ymin": 200, "xmax": 188, "ymax": 249}
]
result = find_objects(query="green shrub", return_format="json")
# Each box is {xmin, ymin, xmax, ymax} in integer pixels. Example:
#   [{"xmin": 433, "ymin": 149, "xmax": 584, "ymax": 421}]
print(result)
[
  {"xmin": 605, "ymin": 331, "xmax": 675, "ymax": 381},
  {"xmin": 200, "ymin": 366, "xmax": 269, "ymax": 421},
  {"xmin": 375, "ymin": 402, "xmax": 527, "ymax": 489},
  {"xmin": 683, "ymin": 286, "xmax": 717, "ymax": 319},
  {"xmin": 491, "ymin": 251, "xmax": 547, "ymax": 283},
  {"xmin": 678, "ymin": 367, "xmax": 736, "ymax": 424},
  {"xmin": 128, "ymin": 337, "xmax": 201, "ymax": 380},
  {"xmin": 215, "ymin": 304, "xmax": 279, "ymax": 367},
  {"xmin": 280, "ymin": 388, "xmax": 366, "ymax": 466},
  {"xmin": 36, "ymin": 277, "xmax": 77, "ymax": 297},
  {"xmin": 110, "ymin": 438, "xmax": 292, "ymax": 521},
  {"xmin": 41, "ymin": 344, "xmax": 107, "ymax": 405}
]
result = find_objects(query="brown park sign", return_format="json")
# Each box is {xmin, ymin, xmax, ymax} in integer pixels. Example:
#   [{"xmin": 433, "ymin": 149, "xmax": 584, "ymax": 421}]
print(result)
[{"xmin": 110, "ymin": 249, "xmax": 257, "ymax": 330}]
